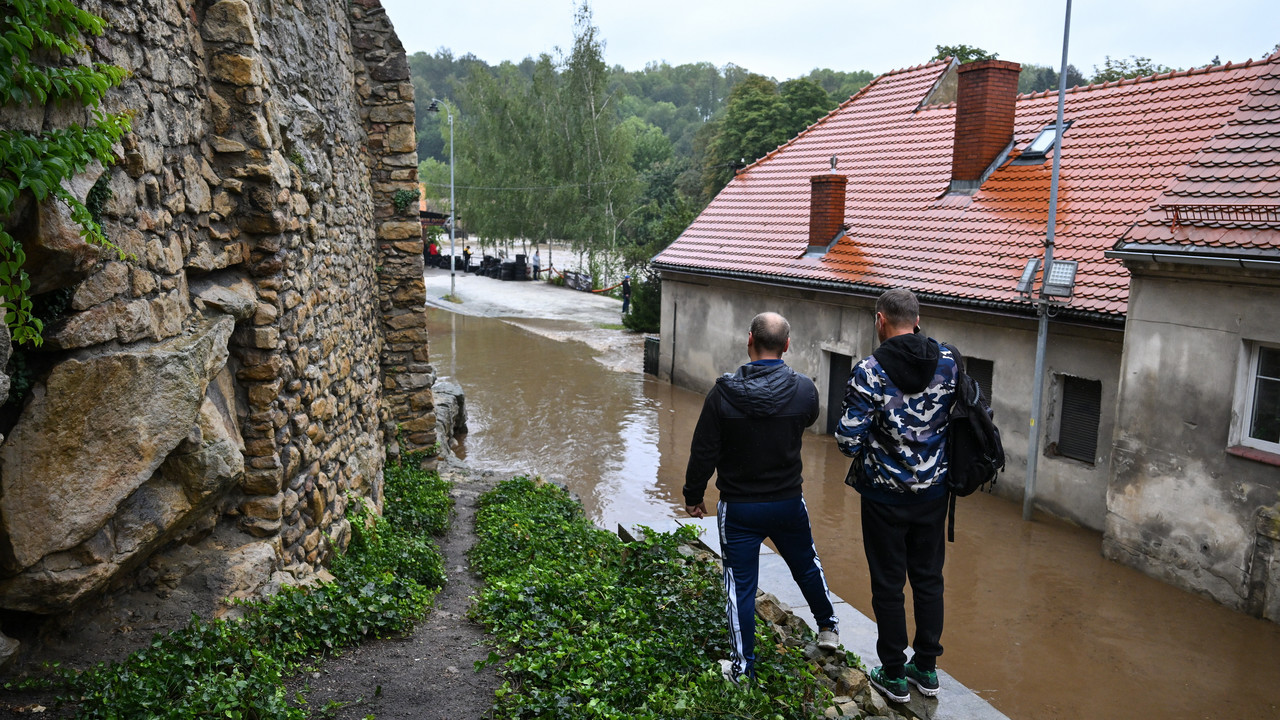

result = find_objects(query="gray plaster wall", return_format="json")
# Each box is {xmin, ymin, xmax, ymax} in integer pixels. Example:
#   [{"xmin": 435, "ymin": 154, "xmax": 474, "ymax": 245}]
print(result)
[
  {"xmin": 1105, "ymin": 264, "xmax": 1280, "ymax": 617},
  {"xmin": 659, "ymin": 272, "xmax": 1123, "ymax": 530}
]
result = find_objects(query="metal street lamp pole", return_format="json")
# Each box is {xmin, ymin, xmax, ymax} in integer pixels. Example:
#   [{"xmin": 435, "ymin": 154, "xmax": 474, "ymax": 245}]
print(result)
[
  {"xmin": 1024, "ymin": 0, "xmax": 1072, "ymax": 522},
  {"xmin": 447, "ymin": 107, "xmax": 455, "ymax": 298},
  {"xmin": 427, "ymin": 98, "xmax": 456, "ymax": 297}
]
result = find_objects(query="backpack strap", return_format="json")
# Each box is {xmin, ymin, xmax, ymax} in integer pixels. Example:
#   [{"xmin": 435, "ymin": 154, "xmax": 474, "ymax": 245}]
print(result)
[
  {"xmin": 942, "ymin": 340, "xmax": 962, "ymax": 544},
  {"xmin": 947, "ymin": 490, "xmax": 957, "ymax": 543},
  {"xmin": 941, "ymin": 341, "xmax": 965, "ymax": 376}
]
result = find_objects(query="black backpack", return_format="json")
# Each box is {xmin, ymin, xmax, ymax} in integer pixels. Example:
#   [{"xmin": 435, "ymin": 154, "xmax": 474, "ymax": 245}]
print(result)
[{"xmin": 941, "ymin": 343, "xmax": 1005, "ymax": 542}]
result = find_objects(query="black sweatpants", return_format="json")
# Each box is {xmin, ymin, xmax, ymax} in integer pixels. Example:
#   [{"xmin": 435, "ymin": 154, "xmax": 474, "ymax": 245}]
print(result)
[{"xmin": 860, "ymin": 493, "xmax": 947, "ymax": 677}]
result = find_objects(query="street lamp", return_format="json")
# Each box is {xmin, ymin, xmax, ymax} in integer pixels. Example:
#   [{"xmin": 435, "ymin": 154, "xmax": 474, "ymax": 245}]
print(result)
[
  {"xmin": 1018, "ymin": 0, "xmax": 1075, "ymax": 522},
  {"xmin": 426, "ymin": 98, "xmax": 455, "ymax": 298}
]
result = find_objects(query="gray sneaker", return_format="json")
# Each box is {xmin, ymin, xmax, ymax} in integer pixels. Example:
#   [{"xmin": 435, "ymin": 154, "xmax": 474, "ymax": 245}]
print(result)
[
  {"xmin": 718, "ymin": 659, "xmax": 741, "ymax": 685},
  {"xmin": 817, "ymin": 627, "xmax": 839, "ymax": 651}
]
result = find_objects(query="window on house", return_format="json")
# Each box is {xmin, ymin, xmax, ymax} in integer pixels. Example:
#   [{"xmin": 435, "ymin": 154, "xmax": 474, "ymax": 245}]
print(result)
[
  {"xmin": 1017, "ymin": 120, "xmax": 1074, "ymax": 162},
  {"xmin": 1242, "ymin": 343, "xmax": 1280, "ymax": 453},
  {"xmin": 966, "ymin": 357, "xmax": 995, "ymax": 405},
  {"xmin": 1056, "ymin": 375, "xmax": 1101, "ymax": 464}
]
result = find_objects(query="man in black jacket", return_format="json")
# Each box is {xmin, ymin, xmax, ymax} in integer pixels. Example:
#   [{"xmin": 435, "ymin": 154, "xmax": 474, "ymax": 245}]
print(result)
[{"xmin": 684, "ymin": 312, "xmax": 838, "ymax": 682}]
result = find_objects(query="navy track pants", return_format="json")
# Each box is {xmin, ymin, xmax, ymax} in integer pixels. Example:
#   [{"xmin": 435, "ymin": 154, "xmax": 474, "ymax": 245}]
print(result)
[{"xmin": 717, "ymin": 496, "xmax": 838, "ymax": 679}]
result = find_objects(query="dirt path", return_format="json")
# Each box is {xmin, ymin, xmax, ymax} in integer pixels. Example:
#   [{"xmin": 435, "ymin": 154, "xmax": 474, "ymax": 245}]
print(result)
[{"xmin": 297, "ymin": 469, "xmax": 502, "ymax": 720}]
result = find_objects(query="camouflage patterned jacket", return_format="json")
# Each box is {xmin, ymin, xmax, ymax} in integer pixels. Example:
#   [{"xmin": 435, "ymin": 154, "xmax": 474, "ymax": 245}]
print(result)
[{"xmin": 835, "ymin": 333, "xmax": 958, "ymax": 505}]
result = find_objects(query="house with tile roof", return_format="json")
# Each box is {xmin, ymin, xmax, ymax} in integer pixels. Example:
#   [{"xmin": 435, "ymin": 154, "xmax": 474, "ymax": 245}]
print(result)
[{"xmin": 652, "ymin": 54, "xmax": 1280, "ymax": 619}]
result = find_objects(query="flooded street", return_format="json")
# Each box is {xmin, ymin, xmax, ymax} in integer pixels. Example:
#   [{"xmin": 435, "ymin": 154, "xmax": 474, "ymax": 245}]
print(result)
[{"xmin": 427, "ymin": 303, "xmax": 1280, "ymax": 720}]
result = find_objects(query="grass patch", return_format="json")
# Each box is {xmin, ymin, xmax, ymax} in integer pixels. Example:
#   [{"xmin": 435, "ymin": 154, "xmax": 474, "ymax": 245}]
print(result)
[
  {"xmin": 596, "ymin": 322, "xmax": 627, "ymax": 330},
  {"xmin": 470, "ymin": 477, "xmax": 833, "ymax": 719},
  {"xmin": 442, "ymin": 294, "xmax": 462, "ymax": 303},
  {"xmin": 6, "ymin": 455, "xmax": 452, "ymax": 719}
]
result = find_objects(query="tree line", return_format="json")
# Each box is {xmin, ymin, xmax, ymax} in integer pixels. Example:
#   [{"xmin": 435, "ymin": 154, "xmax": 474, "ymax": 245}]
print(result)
[
  {"xmin": 411, "ymin": 9, "xmax": 1206, "ymax": 310},
  {"xmin": 412, "ymin": 3, "xmax": 873, "ymax": 289}
]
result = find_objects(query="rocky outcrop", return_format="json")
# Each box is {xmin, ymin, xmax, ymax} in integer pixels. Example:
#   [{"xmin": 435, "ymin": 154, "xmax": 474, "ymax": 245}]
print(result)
[
  {"xmin": 0, "ymin": 631, "xmax": 16, "ymax": 673},
  {"xmin": 0, "ymin": 318, "xmax": 239, "ymax": 612},
  {"xmin": 431, "ymin": 378, "xmax": 468, "ymax": 468},
  {"xmin": 0, "ymin": 0, "xmax": 435, "ymax": 622},
  {"xmin": 8, "ymin": 162, "xmax": 107, "ymax": 297}
]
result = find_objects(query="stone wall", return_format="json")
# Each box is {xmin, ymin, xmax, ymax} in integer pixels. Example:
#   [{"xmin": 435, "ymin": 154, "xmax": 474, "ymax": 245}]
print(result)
[
  {"xmin": 0, "ymin": 0, "xmax": 433, "ymax": 618},
  {"xmin": 350, "ymin": 0, "xmax": 436, "ymax": 460}
]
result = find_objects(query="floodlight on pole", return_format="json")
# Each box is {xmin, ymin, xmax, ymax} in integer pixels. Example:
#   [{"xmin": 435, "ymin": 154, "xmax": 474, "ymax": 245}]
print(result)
[
  {"xmin": 1041, "ymin": 260, "xmax": 1078, "ymax": 298},
  {"xmin": 426, "ymin": 99, "xmax": 455, "ymax": 298},
  {"xmin": 1016, "ymin": 259, "xmax": 1041, "ymax": 296}
]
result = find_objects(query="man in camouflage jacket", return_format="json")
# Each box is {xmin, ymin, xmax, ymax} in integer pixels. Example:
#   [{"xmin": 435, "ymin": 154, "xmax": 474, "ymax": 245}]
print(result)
[{"xmin": 836, "ymin": 288, "xmax": 958, "ymax": 702}]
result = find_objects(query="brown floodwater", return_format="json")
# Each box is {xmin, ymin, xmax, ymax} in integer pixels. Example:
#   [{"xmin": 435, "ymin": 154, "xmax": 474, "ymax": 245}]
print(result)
[{"xmin": 427, "ymin": 308, "xmax": 1280, "ymax": 720}]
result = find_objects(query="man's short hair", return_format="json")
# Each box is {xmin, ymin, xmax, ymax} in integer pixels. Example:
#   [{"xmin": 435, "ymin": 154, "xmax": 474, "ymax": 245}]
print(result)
[
  {"xmin": 876, "ymin": 288, "xmax": 919, "ymax": 328},
  {"xmin": 750, "ymin": 312, "xmax": 790, "ymax": 353}
]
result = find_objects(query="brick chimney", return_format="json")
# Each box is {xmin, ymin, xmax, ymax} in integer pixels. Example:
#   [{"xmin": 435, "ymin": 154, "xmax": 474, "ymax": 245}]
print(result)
[
  {"xmin": 951, "ymin": 59, "xmax": 1021, "ymax": 190},
  {"xmin": 808, "ymin": 174, "xmax": 847, "ymax": 251}
]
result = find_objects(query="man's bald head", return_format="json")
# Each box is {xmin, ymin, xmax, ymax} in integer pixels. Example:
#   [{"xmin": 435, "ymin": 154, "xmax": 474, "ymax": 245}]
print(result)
[{"xmin": 750, "ymin": 312, "xmax": 791, "ymax": 356}]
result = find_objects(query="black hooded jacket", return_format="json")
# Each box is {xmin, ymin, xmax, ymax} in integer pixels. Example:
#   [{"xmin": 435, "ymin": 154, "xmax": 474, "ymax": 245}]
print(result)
[
  {"xmin": 872, "ymin": 332, "xmax": 939, "ymax": 394},
  {"xmin": 683, "ymin": 361, "xmax": 820, "ymax": 505}
]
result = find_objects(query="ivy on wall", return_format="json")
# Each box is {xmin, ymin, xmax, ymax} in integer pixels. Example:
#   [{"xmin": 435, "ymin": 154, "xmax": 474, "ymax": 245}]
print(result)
[{"xmin": 0, "ymin": 0, "xmax": 131, "ymax": 346}]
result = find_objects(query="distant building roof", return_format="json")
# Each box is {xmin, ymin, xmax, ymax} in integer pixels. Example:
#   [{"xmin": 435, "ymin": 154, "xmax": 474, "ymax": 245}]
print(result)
[
  {"xmin": 1109, "ymin": 57, "xmax": 1280, "ymax": 268},
  {"xmin": 654, "ymin": 53, "xmax": 1280, "ymax": 321}
]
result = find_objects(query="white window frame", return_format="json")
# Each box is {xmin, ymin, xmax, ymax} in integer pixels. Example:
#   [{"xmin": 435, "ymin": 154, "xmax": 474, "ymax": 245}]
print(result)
[{"xmin": 1234, "ymin": 340, "xmax": 1280, "ymax": 455}]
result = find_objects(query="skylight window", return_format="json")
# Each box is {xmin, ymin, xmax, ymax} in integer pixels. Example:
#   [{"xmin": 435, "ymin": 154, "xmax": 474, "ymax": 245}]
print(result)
[{"xmin": 1021, "ymin": 120, "xmax": 1074, "ymax": 160}]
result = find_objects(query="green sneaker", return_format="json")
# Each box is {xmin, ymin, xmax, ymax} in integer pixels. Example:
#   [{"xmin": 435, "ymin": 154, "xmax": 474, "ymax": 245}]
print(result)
[
  {"xmin": 868, "ymin": 666, "xmax": 910, "ymax": 703},
  {"xmin": 904, "ymin": 661, "xmax": 940, "ymax": 697}
]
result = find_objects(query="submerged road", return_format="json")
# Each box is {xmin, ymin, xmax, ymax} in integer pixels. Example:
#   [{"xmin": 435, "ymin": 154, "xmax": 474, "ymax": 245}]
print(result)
[{"xmin": 423, "ymin": 267, "xmax": 1280, "ymax": 720}]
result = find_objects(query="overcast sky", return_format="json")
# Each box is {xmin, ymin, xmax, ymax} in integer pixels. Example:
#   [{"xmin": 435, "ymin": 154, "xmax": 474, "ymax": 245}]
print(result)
[{"xmin": 380, "ymin": 0, "xmax": 1277, "ymax": 81}]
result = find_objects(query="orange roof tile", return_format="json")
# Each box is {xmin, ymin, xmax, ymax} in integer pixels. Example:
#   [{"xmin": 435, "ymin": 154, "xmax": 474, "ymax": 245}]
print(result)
[
  {"xmin": 654, "ymin": 54, "xmax": 1280, "ymax": 320},
  {"xmin": 1115, "ymin": 55, "xmax": 1280, "ymax": 258}
]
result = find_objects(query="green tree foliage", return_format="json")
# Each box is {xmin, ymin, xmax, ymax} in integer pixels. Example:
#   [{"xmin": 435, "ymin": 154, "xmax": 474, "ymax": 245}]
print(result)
[
  {"xmin": 1090, "ymin": 55, "xmax": 1178, "ymax": 83},
  {"xmin": 609, "ymin": 61, "xmax": 751, "ymax": 156},
  {"xmin": 409, "ymin": 32, "xmax": 875, "ymax": 293},
  {"xmin": 409, "ymin": 49, "xmax": 492, "ymax": 161},
  {"xmin": 932, "ymin": 44, "xmax": 999, "ymax": 64},
  {"xmin": 620, "ymin": 116, "xmax": 673, "ymax": 171},
  {"xmin": 802, "ymin": 67, "xmax": 875, "ymax": 105},
  {"xmin": 557, "ymin": 3, "xmax": 638, "ymax": 260},
  {"xmin": 453, "ymin": 61, "xmax": 552, "ymax": 244},
  {"xmin": 454, "ymin": 2, "xmax": 638, "ymax": 266},
  {"xmin": 700, "ymin": 75, "xmax": 837, "ymax": 198},
  {"xmin": 622, "ymin": 269, "xmax": 661, "ymax": 333},
  {"xmin": 1018, "ymin": 62, "xmax": 1087, "ymax": 93},
  {"xmin": 616, "ymin": 156, "xmax": 698, "ymax": 271},
  {"xmin": 417, "ymin": 156, "xmax": 449, "ymax": 201},
  {"xmin": 0, "ymin": 0, "xmax": 131, "ymax": 346}
]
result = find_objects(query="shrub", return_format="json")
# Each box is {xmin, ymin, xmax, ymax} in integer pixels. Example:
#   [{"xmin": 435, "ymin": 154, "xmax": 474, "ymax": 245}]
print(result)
[
  {"xmin": 622, "ymin": 269, "xmax": 660, "ymax": 333},
  {"xmin": 392, "ymin": 188, "xmax": 419, "ymax": 216},
  {"xmin": 470, "ymin": 477, "xmax": 831, "ymax": 719}
]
